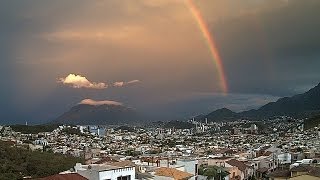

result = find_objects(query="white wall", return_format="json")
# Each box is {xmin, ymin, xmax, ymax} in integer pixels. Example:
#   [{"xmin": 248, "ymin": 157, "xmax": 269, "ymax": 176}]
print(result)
[
  {"xmin": 176, "ymin": 159, "xmax": 197, "ymax": 180},
  {"xmin": 277, "ymin": 153, "xmax": 292, "ymax": 164},
  {"xmin": 99, "ymin": 167, "xmax": 135, "ymax": 180}
]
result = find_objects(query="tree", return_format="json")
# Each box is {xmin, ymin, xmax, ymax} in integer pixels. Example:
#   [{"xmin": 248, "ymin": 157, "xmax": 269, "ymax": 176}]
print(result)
[
  {"xmin": 198, "ymin": 165, "xmax": 229, "ymax": 180},
  {"xmin": 296, "ymin": 147, "xmax": 303, "ymax": 152}
]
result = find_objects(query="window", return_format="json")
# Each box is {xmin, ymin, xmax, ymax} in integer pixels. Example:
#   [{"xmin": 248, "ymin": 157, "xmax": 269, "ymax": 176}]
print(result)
[
  {"xmin": 117, "ymin": 175, "xmax": 131, "ymax": 180},
  {"xmin": 195, "ymin": 164, "xmax": 198, "ymax": 175}
]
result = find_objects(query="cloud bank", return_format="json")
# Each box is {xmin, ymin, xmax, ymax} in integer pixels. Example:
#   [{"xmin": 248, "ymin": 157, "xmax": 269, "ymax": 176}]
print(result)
[
  {"xmin": 79, "ymin": 99, "xmax": 123, "ymax": 106},
  {"xmin": 58, "ymin": 74, "xmax": 108, "ymax": 89}
]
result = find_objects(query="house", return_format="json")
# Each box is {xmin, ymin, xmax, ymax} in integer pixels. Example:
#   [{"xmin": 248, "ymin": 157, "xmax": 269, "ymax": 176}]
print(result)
[
  {"xmin": 225, "ymin": 159, "xmax": 253, "ymax": 180},
  {"xmin": 254, "ymin": 156, "xmax": 277, "ymax": 172},
  {"xmin": 208, "ymin": 157, "xmax": 233, "ymax": 167},
  {"xmin": 290, "ymin": 174, "xmax": 320, "ymax": 180},
  {"xmin": 268, "ymin": 165, "xmax": 320, "ymax": 180},
  {"xmin": 277, "ymin": 153, "xmax": 292, "ymax": 165},
  {"xmin": 291, "ymin": 152, "xmax": 305, "ymax": 162},
  {"xmin": 74, "ymin": 163, "xmax": 135, "ymax": 180}
]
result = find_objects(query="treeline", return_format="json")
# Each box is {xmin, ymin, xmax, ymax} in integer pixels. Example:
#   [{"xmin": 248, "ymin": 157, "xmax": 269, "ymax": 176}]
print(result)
[
  {"xmin": 304, "ymin": 115, "xmax": 320, "ymax": 130},
  {"xmin": 62, "ymin": 127, "xmax": 82, "ymax": 135},
  {"xmin": 0, "ymin": 141, "xmax": 83, "ymax": 180},
  {"xmin": 10, "ymin": 124, "xmax": 59, "ymax": 134},
  {"xmin": 163, "ymin": 120, "xmax": 194, "ymax": 129}
]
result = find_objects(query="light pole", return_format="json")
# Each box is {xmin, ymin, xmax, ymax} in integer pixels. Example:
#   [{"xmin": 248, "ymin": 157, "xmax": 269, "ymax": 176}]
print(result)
[{"xmin": 217, "ymin": 169, "xmax": 222, "ymax": 180}]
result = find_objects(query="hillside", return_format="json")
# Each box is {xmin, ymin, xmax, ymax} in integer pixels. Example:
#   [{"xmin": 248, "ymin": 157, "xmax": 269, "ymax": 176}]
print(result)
[
  {"xmin": 242, "ymin": 83, "xmax": 320, "ymax": 118},
  {"xmin": 10, "ymin": 124, "xmax": 59, "ymax": 134},
  {"xmin": 0, "ymin": 141, "xmax": 83, "ymax": 180},
  {"xmin": 204, "ymin": 108, "xmax": 239, "ymax": 122},
  {"xmin": 199, "ymin": 82, "xmax": 320, "ymax": 122}
]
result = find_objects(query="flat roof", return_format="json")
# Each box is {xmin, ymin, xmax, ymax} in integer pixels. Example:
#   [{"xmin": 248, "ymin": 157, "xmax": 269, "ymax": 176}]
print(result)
[{"xmin": 82, "ymin": 164, "xmax": 134, "ymax": 172}]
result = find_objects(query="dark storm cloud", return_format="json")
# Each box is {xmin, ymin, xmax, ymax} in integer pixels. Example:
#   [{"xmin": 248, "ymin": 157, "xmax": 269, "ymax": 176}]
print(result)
[{"xmin": 211, "ymin": 0, "xmax": 320, "ymax": 96}]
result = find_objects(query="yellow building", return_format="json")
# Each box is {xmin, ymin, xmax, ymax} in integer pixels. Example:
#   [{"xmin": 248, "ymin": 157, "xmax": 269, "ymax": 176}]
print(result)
[{"xmin": 268, "ymin": 165, "xmax": 320, "ymax": 180}]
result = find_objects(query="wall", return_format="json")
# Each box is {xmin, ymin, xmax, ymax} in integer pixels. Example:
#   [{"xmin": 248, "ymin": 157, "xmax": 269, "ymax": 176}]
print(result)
[
  {"xmin": 226, "ymin": 166, "xmax": 242, "ymax": 180},
  {"xmin": 99, "ymin": 167, "xmax": 135, "ymax": 180},
  {"xmin": 290, "ymin": 175, "xmax": 320, "ymax": 180},
  {"xmin": 208, "ymin": 158, "xmax": 232, "ymax": 167}
]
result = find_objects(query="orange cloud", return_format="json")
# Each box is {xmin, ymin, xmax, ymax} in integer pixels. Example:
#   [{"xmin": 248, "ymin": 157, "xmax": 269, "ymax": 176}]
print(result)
[
  {"xmin": 113, "ymin": 80, "xmax": 141, "ymax": 87},
  {"xmin": 79, "ymin": 99, "xmax": 122, "ymax": 106}
]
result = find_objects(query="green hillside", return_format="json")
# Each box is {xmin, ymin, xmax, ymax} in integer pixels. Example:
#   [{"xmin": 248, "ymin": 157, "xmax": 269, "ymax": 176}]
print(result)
[{"xmin": 0, "ymin": 141, "xmax": 83, "ymax": 180}]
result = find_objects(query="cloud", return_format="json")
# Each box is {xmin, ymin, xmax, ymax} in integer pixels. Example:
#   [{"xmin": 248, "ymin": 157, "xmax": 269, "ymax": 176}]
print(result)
[
  {"xmin": 113, "ymin": 81, "xmax": 125, "ymax": 87},
  {"xmin": 58, "ymin": 74, "xmax": 107, "ymax": 89},
  {"xmin": 44, "ymin": 26, "xmax": 145, "ymax": 43},
  {"xmin": 79, "ymin": 99, "xmax": 122, "ymax": 106},
  {"xmin": 58, "ymin": 74, "xmax": 140, "ymax": 89},
  {"xmin": 128, "ymin": 80, "xmax": 140, "ymax": 84},
  {"xmin": 113, "ymin": 80, "xmax": 141, "ymax": 87}
]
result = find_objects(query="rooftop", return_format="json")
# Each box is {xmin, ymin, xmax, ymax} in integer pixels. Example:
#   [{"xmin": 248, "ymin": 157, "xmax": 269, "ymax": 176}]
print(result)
[
  {"xmin": 39, "ymin": 173, "xmax": 88, "ymax": 180},
  {"xmin": 154, "ymin": 167, "xmax": 193, "ymax": 180}
]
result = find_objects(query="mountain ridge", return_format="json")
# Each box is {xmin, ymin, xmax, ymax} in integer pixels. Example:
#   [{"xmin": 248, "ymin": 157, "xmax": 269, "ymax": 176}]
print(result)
[
  {"xmin": 199, "ymin": 82, "xmax": 320, "ymax": 122},
  {"xmin": 52, "ymin": 82, "xmax": 320, "ymax": 125},
  {"xmin": 51, "ymin": 103, "xmax": 143, "ymax": 125}
]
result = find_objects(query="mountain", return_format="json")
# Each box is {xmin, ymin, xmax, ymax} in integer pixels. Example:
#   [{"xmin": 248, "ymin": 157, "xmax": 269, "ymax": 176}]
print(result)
[
  {"xmin": 52, "ymin": 104, "xmax": 143, "ymax": 125},
  {"xmin": 200, "ymin": 82, "xmax": 320, "ymax": 122},
  {"xmin": 241, "ymin": 82, "xmax": 320, "ymax": 118},
  {"xmin": 193, "ymin": 108, "xmax": 239, "ymax": 123},
  {"xmin": 204, "ymin": 108, "xmax": 239, "ymax": 122}
]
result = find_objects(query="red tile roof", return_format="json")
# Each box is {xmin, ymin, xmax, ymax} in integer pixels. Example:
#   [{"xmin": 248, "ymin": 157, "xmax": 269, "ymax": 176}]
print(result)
[
  {"xmin": 155, "ymin": 167, "xmax": 193, "ymax": 180},
  {"xmin": 39, "ymin": 173, "xmax": 88, "ymax": 180},
  {"xmin": 226, "ymin": 159, "xmax": 250, "ymax": 172}
]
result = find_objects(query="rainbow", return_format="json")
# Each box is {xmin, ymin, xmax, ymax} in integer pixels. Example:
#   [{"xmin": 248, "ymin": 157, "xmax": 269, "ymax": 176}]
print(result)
[{"xmin": 186, "ymin": 0, "xmax": 228, "ymax": 94}]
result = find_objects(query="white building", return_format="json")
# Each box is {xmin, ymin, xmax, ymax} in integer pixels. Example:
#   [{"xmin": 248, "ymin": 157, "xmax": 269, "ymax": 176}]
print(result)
[
  {"xmin": 74, "ymin": 163, "xmax": 135, "ymax": 180},
  {"xmin": 277, "ymin": 153, "xmax": 292, "ymax": 164}
]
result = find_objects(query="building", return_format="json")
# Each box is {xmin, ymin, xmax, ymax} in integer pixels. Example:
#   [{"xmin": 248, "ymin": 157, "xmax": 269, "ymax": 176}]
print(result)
[
  {"xmin": 268, "ymin": 165, "xmax": 320, "ymax": 180},
  {"xmin": 225, "ymin": 159, "xmax": 253, "ymax": 180},
  {"xmin": 74, "ymin": 163, "xmax": 135, "ymax": 180},
  {"xmin": 208, "ymin": 157, "xmax": 233, "ymax": 167},
  {"xmin": 39, "ymin": 173, "xmax": 88, "ymax": 180}
]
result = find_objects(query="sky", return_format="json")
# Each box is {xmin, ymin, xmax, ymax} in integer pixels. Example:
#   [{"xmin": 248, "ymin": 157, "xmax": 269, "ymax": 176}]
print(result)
[{"xmin": 1, "ymin": 0, "xmax": 320, "ymax": 124}]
